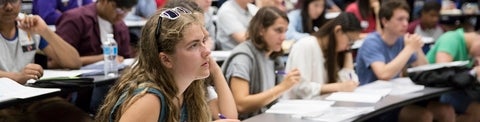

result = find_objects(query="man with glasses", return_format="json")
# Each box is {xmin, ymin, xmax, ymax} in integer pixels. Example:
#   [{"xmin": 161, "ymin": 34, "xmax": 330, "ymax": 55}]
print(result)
[
  {"xmin": 0, "ymin": 0, "xmax": 81, "ymax": 84},
  {"xmin": 55, "ymin": 0, "xmax": 137, "ymax": 66},
  {"xmin": 32, "ymin": 0, "xmax": 93, "ymax": 25}
]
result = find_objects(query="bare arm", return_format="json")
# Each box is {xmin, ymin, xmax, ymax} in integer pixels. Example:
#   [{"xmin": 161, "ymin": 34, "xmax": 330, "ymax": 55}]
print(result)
[
  {"xmin": 412, "ymin": 48, "xmax": 428, "ymax": 67},
  {"xmin": 0, "ymin": 64, "xmax": 43, "ymax": 84},
  {"xmin": 18, "ymin": 15, "xmax": 81, "ymax": 69},
  {"xmin": 119, "ymin": 94, "xmax": 160, "ymax": 122},
  {"xmin": 344, "ymin": 52, "xmax": 354, "ymax": 69},
  {"xmin": 371, "ymin": 34, "xmax": 423, "ymax": 80},
  {"xmin": 209, "ymin": 58, "xmax": 237, "ymax": 119},
  {"xmin": 230, "ymin": 69, "xmax": 300, "ymax": 114},
  {"xmin": 231, "ymin": 32, "xmax": 247, "ymax": 44},
  {"xmin": 435, "ymin": 52, "xmax": 454, "ymax": 63}
]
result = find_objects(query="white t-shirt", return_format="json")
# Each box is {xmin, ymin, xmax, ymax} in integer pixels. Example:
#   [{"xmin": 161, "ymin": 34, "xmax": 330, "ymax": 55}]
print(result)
[
  {"xmin": 284, "ymin": 36, "xmax": 327, "ymax": 99},
  {"xmin": 0, "ymin": 29, "xmax": 42, "ymax": 72},
  {"xmin": 98, "ymin": 16, "xmax": 113, "ymax": 44}
]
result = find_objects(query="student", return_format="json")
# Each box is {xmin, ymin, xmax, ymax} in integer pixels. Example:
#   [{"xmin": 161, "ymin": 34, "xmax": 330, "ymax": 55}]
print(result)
[
  {"xmin": 222, "ymin": 7, "xmax": 301, "ymax": 119},
  {"xmin": 0, "ymin": 0, "xmax": 81, "ymax": 84},
  {"xmin": 95, "ymin": 7, "xmax": 239, "ymax": 122},
  {"xmin": 346, "ymin": 0, "xmax": 381, "ymax": 35},
  {"xmin": 355, "ymin": 1, "xmax": 454, "ymax": 121},
  {"xmin": 124, "ymin": 0, "xmax": 157, "ymax": 20},
  {"xmin": 407, "ymin": 0, "xmax": 443, "ymax": 53},
  {"xmin": 216, "ymin": 0, "xmax": 258, "ymax": 50},
  {"xmin": 256, "ymin": 0, "xmax": 286, "ymax": 11},
  {"xmin": 190, "ymin": 0, "xmax": 218, "ymax": 50},
  {"xmin": 164, "ymin": 0, "xmax": 238, "ymax": 120},
  {"xmin": 32, "ymin": 0, "xmax": 93, "ymax": 25},
  {"xmin": 426, "ymin": 28, "xmax": 480, "ymax": 121},
  {"xmin": 55, "ymin": 0, "xmax": 137, "ymax": 66},
  {"xmin": 286, "ymin": 0, "xmax": 327, "ymax": 41},
  {"xmin": 284, "ymin": 12, "xmax": 361, "ymax": 99},
  {"xmin": 407, "ymin": 1, "xmax": 443, "ymax": 41}
]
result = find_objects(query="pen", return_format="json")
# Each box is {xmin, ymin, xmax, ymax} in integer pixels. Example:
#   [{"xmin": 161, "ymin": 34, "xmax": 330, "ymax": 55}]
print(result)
[
  {"xmin": 275, "ymin": 70, "xmax": 286, "ymax": 75},
  {"xmin": 218, "ymin": 113, "xmax": 226, "ymax": 119},
  {"xmin": 349, "ymin": 73, "xmax": 352, "ymax": 80}
]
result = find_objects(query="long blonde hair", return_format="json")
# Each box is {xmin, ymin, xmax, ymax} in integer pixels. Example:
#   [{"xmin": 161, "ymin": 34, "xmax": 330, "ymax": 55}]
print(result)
[{"xmin": 95, "ymin": 8, "xmax": 210, "ymax": 122}]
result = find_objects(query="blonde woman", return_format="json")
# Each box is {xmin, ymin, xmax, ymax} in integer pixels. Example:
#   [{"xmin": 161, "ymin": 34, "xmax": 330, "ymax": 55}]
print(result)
[{"xmin": 95, "ymin": 7, "xmax": 238, "ymax": 122}]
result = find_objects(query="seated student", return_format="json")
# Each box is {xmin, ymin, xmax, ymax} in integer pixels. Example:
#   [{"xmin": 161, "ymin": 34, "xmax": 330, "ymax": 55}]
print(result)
[
  {"xmin": 222, "ymin": 7, "xmax": 301, "ymax": 119},
  {"xmin": 407, "ymin": 0, "xmax": 443, "ymax": 53},
  {"xmin": 164, "ymin": 0, "xmax": 238, "ymax": 120},
  {"xmin": 407, "ymin": 1, "xmax": 443, "ymax": 41},
  {"xmin": 256, "ymin": 0, "xmax": 287, "ymax": 11},
  {"xmin": 190, "ymin": 0, "xmax": 218, "ymax": 50},
  {"xmin": 55, "ymin": 0, "xmax": 137, "ymax": 66},
  {"xmin": 95, "ymin": 7, "xmax": 239, "ymax": 122},
  {"xmin": 32, "ymin": 0, "xmax": 93, "ymax": 25},
  {"xmin": 426, "ymin": 28, "xmax": 480, "ymax": 121},
  {"xmin": 345, "ymin": 0, "xmax": 381, "ymax": 37},
  {"xmin": 216, "ymin": 0, "xmax": 258, "ymax": 50},
  {"xmin": 286, "ymin": 0, "xmax": 327, "ymax": 41},
  {"xmin": 356, "ymin": 1, "xmax": 455, "ymax": 121},
  {"xmin": 284, "ymin": 12, "xmax": 361, "ymax": 99},
  {"xmin": 0, "ymin": 0, "xmax": 81, "ymax": 84},
  {"xmin": 124, "ymin": 0, "xmax": 157, "ymax": 21}
]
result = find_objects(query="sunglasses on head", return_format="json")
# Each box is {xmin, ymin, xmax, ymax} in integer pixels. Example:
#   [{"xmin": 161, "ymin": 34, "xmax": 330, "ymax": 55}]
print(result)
[{"xmin": 154, "ymin": 7, "xmax": 192, "ymax": 52}]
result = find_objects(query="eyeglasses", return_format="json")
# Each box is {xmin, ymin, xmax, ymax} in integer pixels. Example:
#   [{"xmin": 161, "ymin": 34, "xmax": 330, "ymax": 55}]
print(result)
[
  {"xmin": 0, "ymin": 0, "xmax": 19, "ymax": 7},
  {"xmin": 155, "ymin": 7, "xmax": 192, "ymax": 52},
  {"xmin": 344, "ymin": 33, "xmax": 357, "ymax": 46}
]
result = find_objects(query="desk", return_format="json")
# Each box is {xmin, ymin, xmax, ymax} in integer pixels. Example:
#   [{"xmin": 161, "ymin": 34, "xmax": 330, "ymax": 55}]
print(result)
[
  {"xmin": 0, "ymin": 90, "xmax": 61, "ymax": 109},
  {"xmin": 243, "ymin": 87, "xmax": 454, "ymax": 122}
]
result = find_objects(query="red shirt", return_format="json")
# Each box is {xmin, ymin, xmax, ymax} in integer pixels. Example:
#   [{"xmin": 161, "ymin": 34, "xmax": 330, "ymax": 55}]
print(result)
[
  {"xmin": 55, "ymin": 3, "xmax": 132, "ymax": 58},
  {"xmin": 346, "ymin": 2, "xmax": 377, "ymax": 33}
]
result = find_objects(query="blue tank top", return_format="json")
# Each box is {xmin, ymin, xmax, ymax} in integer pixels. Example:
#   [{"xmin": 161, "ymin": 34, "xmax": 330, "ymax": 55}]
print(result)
[{"xmin": 109, "ymin": 87, "xmax": 188, "ymax": 122}]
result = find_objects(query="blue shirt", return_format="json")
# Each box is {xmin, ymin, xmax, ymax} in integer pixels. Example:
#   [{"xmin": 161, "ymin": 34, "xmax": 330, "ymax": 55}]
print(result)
[
  {"xmin": 355, "ymin": 32, "xmax": 417, "ymax": 85},
  {"xmin": 32, "ymin": 0, "xmax": 93, "ymax": 25},
  {"xmin": 286, "ymin": 10, "xmax": 310, "ymax": 41}
]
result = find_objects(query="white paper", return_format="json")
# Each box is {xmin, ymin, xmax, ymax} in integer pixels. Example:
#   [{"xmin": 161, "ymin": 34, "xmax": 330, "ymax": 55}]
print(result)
[
  {"xmin": 421, "ymin": 36, "xmax": 434, "ymax": 44},
  {"xmin": 351, "ymin": 39, "xmax": 364, "ymax": 49},
  {"xmin": 41, "ymin": 69, "xmax": 98, "ymax": 79},
  {"xmin": 307, "ymin": 107, "xmax": 375, "ymax": 122},
  {"xmin": 211, "ymin": 51, "xmax": 231, "ymax": 62},
  {"xmin": 407, "ymin": 61, "xmax": 469, "ymax": 73},
  {"xmin": 326, "ymin": 92, "xmax": 383, "ymax": 103},
  {"xmin": 359, "ymin": 78, "xmax": 425, "ymax": 96},
  {"xmin": 325, "ymin": 12, "xmax": 341, "ymax": 19},
  {"xmin": 0, "ymin": 78, "xmax": 60, "ymax": 100},
  {"xmin": 124, "ymin": 20, "xmax": 147, "ymax": 27},
  {"xmin": 266, "ymin": 100, "xmax": 334, "ymax": 116}
]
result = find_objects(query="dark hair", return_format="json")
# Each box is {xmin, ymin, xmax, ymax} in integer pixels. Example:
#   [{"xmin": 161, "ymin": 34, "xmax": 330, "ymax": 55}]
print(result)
[
  {"xmin": 301, "ymin": 0, "xmax": 327, "ymax": 33},
  {"xmin": 379, "ymin": 0, "xmax": 410, "ymax": 21},
  {"xmin": 357, "ymin": 0, "xmax": 379, "ymax": 19},
  {"xmin": 420, "ymin": 1, "xmax": 440, "ymax": 14},
  {"xmin": 109, "ymin": 0, "xmax": 138, "ymax": 8},
  {"xmin": 312, "ymin": 12, "xmax": 362, "ymax": 83},
  {"xmin": 164, "ymin": 0, "xmax": 204, "ymax": 13},
  {"xmin": 247, "ymin": 6, "xmax": 289, "ymax": 59}
]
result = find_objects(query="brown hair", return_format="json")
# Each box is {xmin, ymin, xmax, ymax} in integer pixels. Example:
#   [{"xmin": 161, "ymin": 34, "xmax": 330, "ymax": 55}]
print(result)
[
  {"xmin": 95, "ymin": 8, "xmax": 210, "ymax": 122},
  {"xmin": 313, "ymin": 12, "xmax": 362, "ymax": 83},
  {"xmin": 379, "ymin": 0, "xmax": 410, "ymax": 27},
  {"xmin": 247, "ymin": 6, "xmax": 289, "ymax": 59}
]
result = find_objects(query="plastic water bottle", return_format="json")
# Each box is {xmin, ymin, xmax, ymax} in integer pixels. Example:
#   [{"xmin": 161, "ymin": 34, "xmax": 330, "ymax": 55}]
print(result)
[{"xmin": 103, "ymin": 34, "xmax": 118, "ymax": 77}]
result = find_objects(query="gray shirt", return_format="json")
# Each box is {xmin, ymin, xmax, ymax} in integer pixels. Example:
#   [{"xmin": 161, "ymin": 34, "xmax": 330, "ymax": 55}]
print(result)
[
  {"xmin": 0, "ymin": 29, "xmax": 43, "ymax": 72},
  {"xmin": 222, "ymin": 41, "xmax": 278, "ymax": 119},
  {"xmin": 216, "ymin": 0, "xmax": 258, "ymax": 50}
]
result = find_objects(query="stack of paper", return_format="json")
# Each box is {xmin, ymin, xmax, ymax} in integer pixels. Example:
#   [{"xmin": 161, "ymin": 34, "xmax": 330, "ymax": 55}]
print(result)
[
  {"xmin": 307, "ymin": 107, "xmax": 375, "ymax": 122},
  {"xmin": 0, "ymin": 78, "xmax": 60, "ymax": 102},
  {"xmin": 358, "ymin": 78, "xmax": 425, "ymax": 96},
  {"xmin": 266, "ymin": 100, "xmax": 335, "ymax": 116},
  {"xmin": 325, "ymin": 92, "xmax": 384, "ymax": 103}
]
